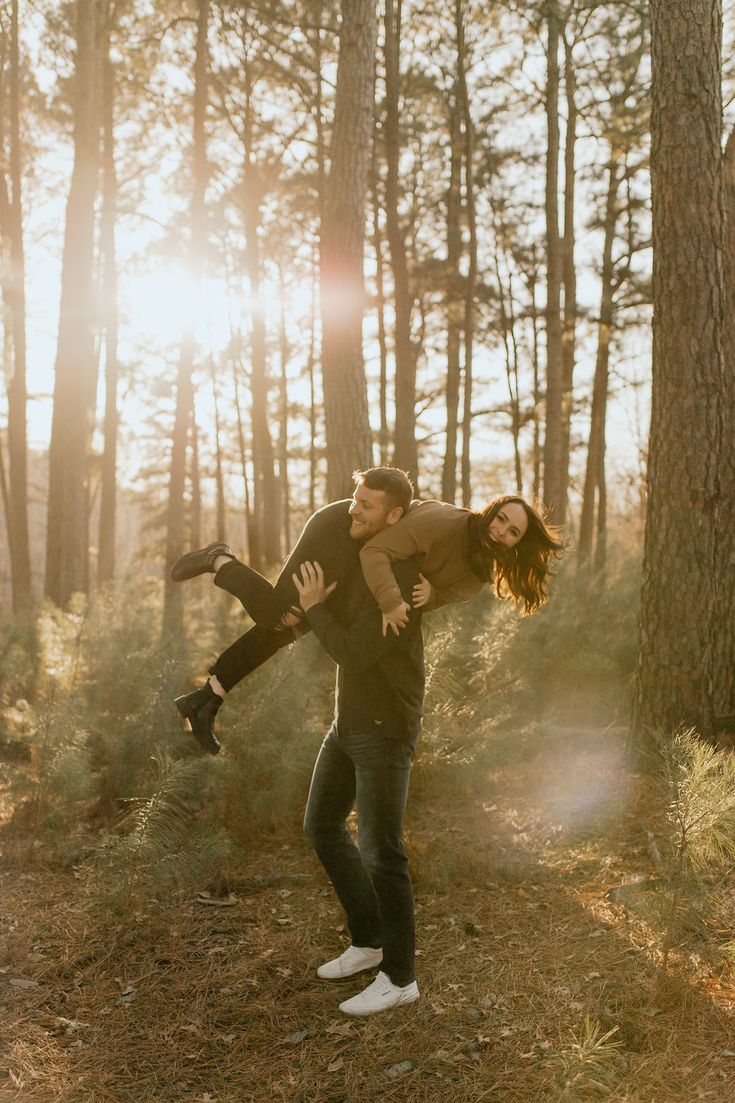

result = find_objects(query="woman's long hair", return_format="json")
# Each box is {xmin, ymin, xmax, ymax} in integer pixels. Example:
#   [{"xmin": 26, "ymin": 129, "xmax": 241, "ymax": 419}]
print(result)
[{"xmin": 466, "ymin": 496, "xmax": 566, "ymax": 615}]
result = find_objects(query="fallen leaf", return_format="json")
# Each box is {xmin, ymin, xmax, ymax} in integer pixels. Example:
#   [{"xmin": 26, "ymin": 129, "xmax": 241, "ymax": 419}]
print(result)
[
  {"xmin": 325, "ymin": 1021, "xmax": 353, "ymax": 1037},
  {"xmin": 283, "ymin": 1030, "xmax": 309, "ymax": 1045},
  {"xmin": 720, "ymin": 1049, "xmax": 735, "ymax": 1057},
  {"xmin": 196, "ymin": 893, "xmax": 237, "ymax": 907},
  {"xmin": 9, "ymin": 978, "xmax": 39, "ymax": 989},
  {"xmin": 385, "ymin": 1060, "xmax": 415, "ymax": 1079},
  {"xmin": 220, "ymin": 1034, "xmax": 236, "ymax": 1045},
  {"xmin": 327, "ymin": 1056, "xmax": 344, "ymax": 1072}
]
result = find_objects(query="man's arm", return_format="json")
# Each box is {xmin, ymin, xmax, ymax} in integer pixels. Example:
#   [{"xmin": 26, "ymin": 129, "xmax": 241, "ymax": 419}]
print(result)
[{"xmin": 293, "ymin": 561, "xmax": 420, "ymax": 673}]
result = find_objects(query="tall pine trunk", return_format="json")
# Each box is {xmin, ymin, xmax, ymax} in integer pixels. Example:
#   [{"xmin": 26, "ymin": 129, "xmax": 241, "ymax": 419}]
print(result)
[
  {"xmin": 442, "ymin": 86, "xmax": 463, "ymax": 504},
  {"xmin": 456, "ymin": 0, "xmax": 476, "ymax": 507},
  {"xmin": 243, "ymin": 185, "xmax": 280, "ymax": 564},
  {"xmin": 97, "ymin": 2, "xmax": 119, "ymax": 586},
  {"xmin": 634, "ymin": 0, "xmax": 725, "ymax": 740},
  {"xmin": 370, "ymin": 137, "xmax": 390, "ymax": 465},
  {"xmin": 1, "ymin": 0, "xmax": 31, "ymax": 611},
  {"xmin": 384, "ymin": 0, "xmax": 418, "ymax": 481},
  {"xmin": 578, "ymin": 152, "xmax": 620, "ymax": 568},
  {"xmin": 559, "ymin": 34, "xmax": 577, "ymax": 523},
  {"xmin": 320, "ymin": 0, "xmax": 375, "ymax": 498},
  {"xmin": 542, "ymin": 1, "xmax": 564, "ymax": 520},
  {"xmin": 163, "ymin": 0, "xmax": 209, "ymax": 635},
  {"xmin": 45, "ymin": 0, "xmax": 99, "ymax": 607},
  {"xmin": 717, "ymin": 127, "xmax": 735, "ymax": 719}
]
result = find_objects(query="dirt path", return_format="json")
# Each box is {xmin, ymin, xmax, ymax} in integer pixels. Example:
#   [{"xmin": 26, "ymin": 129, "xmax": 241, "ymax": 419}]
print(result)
[{"xmin": 1, "ymin": 728, "xmax": 734, "ymax": 1102}]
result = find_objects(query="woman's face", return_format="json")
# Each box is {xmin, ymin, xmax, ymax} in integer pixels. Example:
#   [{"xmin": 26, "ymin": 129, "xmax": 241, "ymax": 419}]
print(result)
[{"xmin": 487, "ymin": 502, "xmax": 529, "ymax": 548}]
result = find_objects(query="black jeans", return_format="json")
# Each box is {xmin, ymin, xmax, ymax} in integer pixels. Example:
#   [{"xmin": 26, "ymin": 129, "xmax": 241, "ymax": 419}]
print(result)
[
  {"xmin": 209, "ymin": 502, "xmax": 361, "ymax": 693},
  {"xmin": 303, "ymin": 724, "xmax": 416, "ymax": 988}
]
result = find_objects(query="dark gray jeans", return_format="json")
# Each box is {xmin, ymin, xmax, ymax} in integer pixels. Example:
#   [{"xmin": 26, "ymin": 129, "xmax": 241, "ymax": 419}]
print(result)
[{"xmin": 304, "ymin": 724, "xmax": 416, "ymax": 987}]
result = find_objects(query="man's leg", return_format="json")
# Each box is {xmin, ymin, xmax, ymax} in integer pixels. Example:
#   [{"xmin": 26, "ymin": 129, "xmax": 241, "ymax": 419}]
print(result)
[
  {"xmin": 347, "ymin": 731, "xmax": 416, "ymax": 988},
  {"xmin": 303, "ymin": 727, "xmax": 383, "ymax": 954}
]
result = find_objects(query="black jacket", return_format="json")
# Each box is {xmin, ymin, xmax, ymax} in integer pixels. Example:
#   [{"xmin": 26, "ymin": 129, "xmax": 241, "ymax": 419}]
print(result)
[{"xmin": 305, "ymin": 558, "xmax": 425, "ymax": 742}]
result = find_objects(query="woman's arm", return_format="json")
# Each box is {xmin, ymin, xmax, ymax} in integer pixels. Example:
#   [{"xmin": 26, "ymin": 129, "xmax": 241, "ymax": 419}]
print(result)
[{"xmin": 359, "ymin": 518, "xmax": 423, "ymax": 614}]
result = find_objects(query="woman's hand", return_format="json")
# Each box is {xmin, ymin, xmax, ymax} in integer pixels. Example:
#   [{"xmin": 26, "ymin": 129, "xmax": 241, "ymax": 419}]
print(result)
[
  {"xmin": 412, "ymin": 573, "xmax": 433, "ymax": 608},
  {"xmin": 381, "ymin": 601, "xmax": 411, "ymax": 637}
]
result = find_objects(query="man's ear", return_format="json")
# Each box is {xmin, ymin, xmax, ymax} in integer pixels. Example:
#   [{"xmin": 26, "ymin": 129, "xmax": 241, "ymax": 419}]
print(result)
[{"xmin": 386, "ymin": 506, "xmax": 404, "ymax": 527}]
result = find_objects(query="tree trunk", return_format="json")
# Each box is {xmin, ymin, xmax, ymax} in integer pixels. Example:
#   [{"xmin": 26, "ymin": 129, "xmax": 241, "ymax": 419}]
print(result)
[
  {"xmin": 307, "ymin": 248, "xmax": 318, "ymax": 513},
  {"xmin": 162, "ymin": 0, "xmax": 209, "ymax": 635},
  {"xmin": 492, "ymin": 226, "xmax": 523, "ymax": 494},
  {"xmin": 559, "ymin": 33, "xmax": 577, "ymax": 523},
  {"xmin": 189, "ymin": 405, "xmax": 202, "ymax": 548},
  {"xmin": 97, "ymin": 1, "xmax": 119, "ymax": 587},
  {"xmin": 442, "ymin": 85, "xmax": 463, "ymax": 505},
  {"xmin": 278, "ymin": 268, "xmax": 291, "ymax": 550},
  {"xmin": 634, "ymin": 0, "xmax": 725, "ymax": 740},
  {"xmin": 320, "ymin": 0, "xmax": 376, "ymax": 498},
  {"xmin": 0, "ymin": 0, "xmax": 31, "ymax": 611},
  {"xmin": 45, "ymin": 0, "xmax": 99, "ymax": 607},
  {"xmin": 370, "ymin": 139, "xmax": 389, "ymax": 465},
  {"xmin": 542, "ymin": 0, "xmax": 564, "ymax": 520},
  {"xmin": 456, "ymin": 0, "xmax": 476, "ymax": 507},
  {"xmin": 578, "ymin": 151, "xmax": 620, "ymax": 568},
  {"xmin": 211, "ymin": 365, "xmax": 226, "ymax": 543},
  {"xmin": 717, "ymin": 126, "xmax": 735, "ymax": 718},
  {"xmin": 384, "ymin": 0, "xmax": 418, "ymax": 481},
  {"xmin": 243, "ymin": 185, "xmax": 280, "ymax": 564},
  {"xmin": 233, "ymin": 358, "xmax": 259, "ymax": 568}
]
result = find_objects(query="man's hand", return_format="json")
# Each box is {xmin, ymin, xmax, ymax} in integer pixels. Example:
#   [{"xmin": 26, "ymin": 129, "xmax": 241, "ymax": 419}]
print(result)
[
  {"xmin": 292, "ymin": 561, "xmax": 338, "ymax": 612},
  {"xmin": 412, "ymin": 573, "xmax": 433, "ymax": 608},
  {"xmin": 381, "ymin": 600, "xmax": 411, "ymax": 637}
]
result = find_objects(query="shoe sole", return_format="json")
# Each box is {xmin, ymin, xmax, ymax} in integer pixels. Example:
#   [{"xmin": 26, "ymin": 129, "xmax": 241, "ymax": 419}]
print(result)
[
  {"xmin": 174, "ymin": 697, "xmax": 221, "ymax": 755},
  {"xmin": 317, "ymin": 961, "xmax": 383, "ymax": 980},
  {"xmin": 339, "ymin": 988, "xmax": 420, "ymax": 1017}
]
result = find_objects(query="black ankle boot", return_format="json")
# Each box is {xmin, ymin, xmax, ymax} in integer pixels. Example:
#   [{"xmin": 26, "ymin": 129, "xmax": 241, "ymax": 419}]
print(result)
[{"xmin": 174, "ymin": 683, "xmax": 223, "ymax": 755}]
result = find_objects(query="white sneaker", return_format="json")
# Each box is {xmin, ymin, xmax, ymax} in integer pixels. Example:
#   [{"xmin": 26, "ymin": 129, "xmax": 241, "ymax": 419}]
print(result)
[
  {"xmin": 338, "ymin": 970, "xmax": 420, "ymax": 1016},
  {"xmin": 317, "ymin": 944, "xmax": 383, "ymax": 980}
]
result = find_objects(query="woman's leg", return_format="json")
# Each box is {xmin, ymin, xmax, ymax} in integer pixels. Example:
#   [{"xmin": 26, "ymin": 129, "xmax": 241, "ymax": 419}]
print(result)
[{"xmin": 214, "ymin": 500, "xmax": 359, "ymax": 630}]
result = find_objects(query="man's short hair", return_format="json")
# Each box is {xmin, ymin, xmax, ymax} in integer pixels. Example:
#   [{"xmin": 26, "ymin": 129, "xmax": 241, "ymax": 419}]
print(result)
[{"xmin": 353, "ymin": 466, "xmax": 414, "ymax": 515}]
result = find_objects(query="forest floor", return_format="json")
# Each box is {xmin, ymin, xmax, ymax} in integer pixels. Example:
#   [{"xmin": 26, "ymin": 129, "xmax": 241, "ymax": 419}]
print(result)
[{"xmin": 1, "ymin": 725, "xmax": 734, "ymax": 1103}]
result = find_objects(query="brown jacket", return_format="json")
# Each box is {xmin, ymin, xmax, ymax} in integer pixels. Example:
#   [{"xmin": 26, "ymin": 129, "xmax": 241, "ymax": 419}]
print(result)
[{"xmin": 359, "ymin": 499, "xmax": 484, "ymax": 614}]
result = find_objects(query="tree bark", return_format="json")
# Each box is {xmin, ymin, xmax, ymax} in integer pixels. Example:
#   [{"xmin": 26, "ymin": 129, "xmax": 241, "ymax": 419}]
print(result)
[
  {"xmin": 442, "ymin": 85, "xmax": 463, "ymax": 505},
  {"xmin": 232, "ymin": 358, "xmax": 259, "ymax": 567},
  {"xmin": 578, "ymin": 151, "xmax": 620, "ymax": 568},
  {"xmin": 542, "ymin": 0, "xmax": 564, "ymax": 520},
  {"xmin": 370, "ymin": 138, "xmax": 390, "ymax": 465},
  {"xmin": 320, "ymin": 0, "xmax": 376, "ymax": 498},
  {"xmin": 1, "ymin": 0, "xmax": 31, "ymax": 611},
  {"xmin": 717, "ymin": 126, "xmax": 735, "ymax": 718},
  {"xmin": 634, "ymin": 0, "xmax": 725, "ymax": 740},
  {"xmin": 163, "ymin": 0, "xmax": 209, "ymax": 635},
  {"xmin": 243, "ymin": 180, "xmax": 280, "ymax": 564},
  {"xmin": 97, "ymin": 1, "xmax": 119, "ymax": 587},
  {"xmin": 211, "ymin": 364, "xmax": 226, "ymax": 543},
  {"xmin": 456, "ymin": 0, "xmax": 476, "ymax": 507},
  {"xmin": 189, "ymin": 405, "xmax": 202, "ymax": 548},
  {"xmin": 559, "ymin": 33, "xmax": 577, "ymax": 523},
  {"xmin": 278, "ymin": 268, "xmax": 291, "ymax": 550},
  {"xmin": 384, "ymin": 0, "xmax": 418, "ymax": 481},
  {"xmin": 45, "ymin": 0, "xmax": 100, "ymax": 607}
]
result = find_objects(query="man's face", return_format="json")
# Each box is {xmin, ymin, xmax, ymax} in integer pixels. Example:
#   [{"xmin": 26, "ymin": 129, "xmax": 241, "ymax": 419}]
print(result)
[{"xmin": 348, "ymin": 481, "xmax": 401, "ymax": 541}]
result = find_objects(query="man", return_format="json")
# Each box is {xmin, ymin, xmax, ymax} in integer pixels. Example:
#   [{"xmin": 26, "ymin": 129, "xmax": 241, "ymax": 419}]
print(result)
[{"xmin": 291, "ymin": 467, "xmax": 425, "ymax": 1017}]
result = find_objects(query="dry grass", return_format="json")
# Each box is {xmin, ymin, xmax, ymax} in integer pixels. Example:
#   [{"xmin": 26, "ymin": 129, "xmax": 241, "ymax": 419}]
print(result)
[{"xmin": 2, "ymin": 727, "xmax": 735, "ymax": 1103}]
